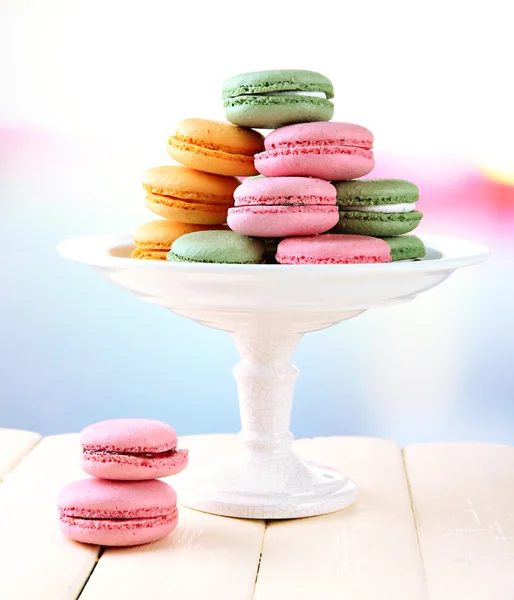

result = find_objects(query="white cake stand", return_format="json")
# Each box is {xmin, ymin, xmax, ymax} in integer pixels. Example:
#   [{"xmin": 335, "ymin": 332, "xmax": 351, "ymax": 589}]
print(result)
[{"xmin": 58, "ymin": 233, "xmax": 488, "ymax": 519}]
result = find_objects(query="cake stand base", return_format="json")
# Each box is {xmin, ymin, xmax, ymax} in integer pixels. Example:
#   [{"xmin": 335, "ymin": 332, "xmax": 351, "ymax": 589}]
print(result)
[{"xmin": 177, "ymin": 446, "xmax": 357, "ymax": 519}]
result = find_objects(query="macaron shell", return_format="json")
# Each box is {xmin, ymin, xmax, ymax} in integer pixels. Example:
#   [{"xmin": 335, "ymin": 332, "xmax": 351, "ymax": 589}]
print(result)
[
  {"xmin": 167, "ymin": 119, "xmax": 264, "ymax": 177},
  {"xmin": 255, "ymin": 149, "xmax": 374, "ymax": 180},
  {"xmin": 80, "ymin": 419, "xmax": 178, "ymax": 453},
  {"xmin": 256, "ymin": 122, "xmax": 374, "ymax": 179},
  {"xmin": 132, "ymin": 220, "xmax": 225, "ymax": 259},
  {"xmin": 142, "ymin": 165, "xmax": 239, "ymax": 203},
  {"xmin": 133, "ymin": 220, "xmax": 221, "ymax": 247},
  {"xmin": 224, "ymin": 97, "xmax": 334, "ymax": 129},
  {"xmin": 58, "ymin": 478, "xmax": 177, "ymax": 514},
  {"xmin": 332, "ymin": 211, "xmax": 423, "ymax": 236},
  {"xmin": 173, "ymin": 119, "xmax": 265, "ymax": 154},
  {"xmin": 263, "ymin": 122, "xmax": 373, "ymax": 148},
  {"xmin": 222, "ymin": 69, "xmax": 335, "ymax": 99},
  {"xmin": 333, "ymin": 178, "xmax": 419, "ymax": 205},
  {"xmin": 276, "ymin": 234, "xmax": 392, "ymax": 265},
  {"xmin": 131, "ymin": 248, "xmax": 169, "ymax": 260},
  {"xmin": 167, "ymin": 140, "xmax": 260, "ymax": 176},
  {"xmin": 81, "ymin": 448, "xmax": 189, "ymax": 480},
  {"xmin": 381, "ymin": 235, "xmax": 426, "ymax": 260},
  {"xmin": 144, "ymin": 194, "xmax": 229, "ymax": 225},
  {"xmin": 59, "ymin": 513, "xmax": 178, "ymax": 546},
  {"xmin": 58, "ymin": 479, "xmax": 178, "ymax": 546},
  {"xmin": 234, "ymin": 176, "xmax": 336, "ymax": 206},
  {"xmin": 228, "ymin": 205, "xmax": 339, "ymax": 237},
  {"xmin": 168, "ymin": 230, "xmax": 265, "ymax": 264}
]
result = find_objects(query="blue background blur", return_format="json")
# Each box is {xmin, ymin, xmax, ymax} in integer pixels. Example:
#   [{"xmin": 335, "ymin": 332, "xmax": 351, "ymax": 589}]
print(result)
[{"xmin": 1, "ymin": 3, "xmax": 513, "ymax": 444}]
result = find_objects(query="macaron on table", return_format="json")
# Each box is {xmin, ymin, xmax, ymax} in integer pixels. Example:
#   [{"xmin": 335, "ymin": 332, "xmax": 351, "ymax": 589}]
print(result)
[
  {"xmin": 56, "ymin": 418, "xmax": 187, "ymax": 547},
  {"xmin": 58, "ymin": 68, "xmax": 489, "ymax": 523},
  {"xmin": 80, "ymin": 418, "xmax": 188, "ymax": 481},
  {"xmin": 58, "ymin": 478, "xmax": 179, "ymax": 546}
]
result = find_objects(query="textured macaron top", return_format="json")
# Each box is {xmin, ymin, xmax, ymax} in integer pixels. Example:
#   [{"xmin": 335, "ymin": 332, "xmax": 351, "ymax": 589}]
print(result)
[
  {"xmin": 333, "ymin": 179, "xmax": 419, "ymax": 205},
  {"xmin": 171, "ymin": 119, "xmax": 264, "ymax": 156},
  {"xmin": 277, "ymin": 234, "xmax": 391, "ymax": 262},
  {"xmin": 262, "ymin": 122, "xmax": 374, "ymax": 151},
  {"xmin": 222, "ymin": 69, "xmax": 334, "ymax": 99},
  {"xmin": 58, "ymin": 478, "xmax": 177, "ymax": 518},
  {"xmin": 80, "ymin": 418, "xmax": 177, "ymax": 454},
  {"xmin": 142, "ymin": 166, "xmax": 240, "ymax": 204},
  {"xmin": 169, "ymin": 230, "xmax": 265, "ymax": 264},
  {"xmin": 234, "ymin": 176, "xmax": 337, "ymax": 206}
]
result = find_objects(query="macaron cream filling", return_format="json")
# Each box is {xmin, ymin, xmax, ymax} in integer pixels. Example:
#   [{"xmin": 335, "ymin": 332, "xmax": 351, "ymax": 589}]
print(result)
[
  {"xmin": 235, "ymin": 194, "xmax": 336, "ymax": 207},
  {"xmin": 235, "ymin": 91, "xmax": 328, "ymax": 99},
  {"xmin": 60, "ymin": 513, "xmax": 177, "ymax": 528},
  {"xmin": 266, "ymin": 138, "xmax": 373, "ymax": 151},
  {"xmin": 82, "ymin": 446, "xmax": 180, "ymax": 459},
  {"xmin": 168, "ymin": 135, "xmax": 257, "ymax": 159},
  {"xmin": 338, "ymin": 203, "xmax": 417, "ymax": 213},
  {"xmin": 59, "ymin": 507, "xmax": 178, "ymax": 521}
]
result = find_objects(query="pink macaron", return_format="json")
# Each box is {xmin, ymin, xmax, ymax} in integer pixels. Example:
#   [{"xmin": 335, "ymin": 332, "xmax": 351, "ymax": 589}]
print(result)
[
  {"xmin": 227, "ymin": 176, "xmax": 339, "ymax": 237},
  {"xmin": 58, "ymin": 478, "xmax": 178, "ymax": 546},
  {"xmin": 255, "ymin": 122, "xmax": 375, "ymax": 180},
  {"xmin": 276, "ymin": 234, "xmax": 392, "ymax": 264},
  {"xmin": 80, "ymin": 418, "xmax": 189, "ymax": 481}
]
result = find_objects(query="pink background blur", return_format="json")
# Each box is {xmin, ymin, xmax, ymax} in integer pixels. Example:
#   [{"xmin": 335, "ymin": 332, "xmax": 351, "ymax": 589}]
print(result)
[{"xmin": 1, "ymin": 3, "xmax": 513, "ymax": 441}]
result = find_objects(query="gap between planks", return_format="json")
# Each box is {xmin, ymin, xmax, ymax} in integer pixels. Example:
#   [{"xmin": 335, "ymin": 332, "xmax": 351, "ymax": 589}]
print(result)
[
  {"xmin": 404, "ymin": 442, "xmax": 514, "ymax": 600},
  {"xmin": 253, "ymin": 436, "xmax": 428, "ymax": 600},
  {"xmin": 0, "ymin": 428, "xmax": 42, "ymax": 481}
]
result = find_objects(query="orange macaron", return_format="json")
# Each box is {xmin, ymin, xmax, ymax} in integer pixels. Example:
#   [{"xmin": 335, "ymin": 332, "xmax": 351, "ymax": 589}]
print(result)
[
  {"xmin": 167, "ymin": 118, "xmax": 264, "ymax": 176},
  {"xmin": 142, "ymin": 166, "xmax": 240, "ymax": 225},
  {"xmin": 131, "ymin": 220, "xmax": 226, "ymax": 260}
]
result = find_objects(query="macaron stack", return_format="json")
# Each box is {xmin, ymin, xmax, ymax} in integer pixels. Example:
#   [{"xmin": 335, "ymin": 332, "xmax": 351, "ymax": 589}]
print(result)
[
  {"xmin": 57, "ymin": 419, "xmax": 188, "ymax": 546},
  {"xmin": 222, "ymin": 69, "xmax": 425, "ymax": 264},
  {"xmin": 132, "ymin": 68, "xmax": 425, "ymax": 265},
  {"xmin": 131, "ymin": 119, "xmax": 265, "ymax": 259}
]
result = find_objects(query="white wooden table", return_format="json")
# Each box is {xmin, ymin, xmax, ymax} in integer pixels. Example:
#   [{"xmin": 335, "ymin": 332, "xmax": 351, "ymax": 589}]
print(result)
[{"xmin": 0, "ymin": 430, "xmax": 512, "ymax": 600}]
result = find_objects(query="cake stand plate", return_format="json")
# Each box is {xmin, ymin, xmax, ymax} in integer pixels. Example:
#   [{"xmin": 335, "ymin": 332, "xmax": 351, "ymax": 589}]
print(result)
[{"xmin": 58, "ymin": 234, "xmax": 489, "ymax": 519}]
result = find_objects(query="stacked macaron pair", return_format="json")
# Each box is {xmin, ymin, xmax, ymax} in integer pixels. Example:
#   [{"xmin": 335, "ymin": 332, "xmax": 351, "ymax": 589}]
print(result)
[
  {"xmin": 221, "ymin": 69, "xmax": 425, "ymax": 264},
  {"xmin": 132, "ymin": 119, "xmax": 265, "ymax": 260},
  {"xmin": 57, "ymin": 419, "xmax": 188, "ymax": 546}
]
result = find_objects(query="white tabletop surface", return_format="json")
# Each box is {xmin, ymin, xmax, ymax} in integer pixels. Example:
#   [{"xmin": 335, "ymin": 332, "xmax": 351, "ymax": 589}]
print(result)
[{"xmin": 0, "ymin": 430, "xmax": 512, "ymax": 600}]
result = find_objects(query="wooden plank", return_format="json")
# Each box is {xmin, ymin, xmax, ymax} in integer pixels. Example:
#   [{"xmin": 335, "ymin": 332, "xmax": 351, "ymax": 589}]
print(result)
[
  {"xmin": 79, "ymin": 434, "xmax": 265, "ymax": 600},
  {"xmin": 0, "ymin": 434, "xmax": 100, "ymax": 600},
  {"xmin": 0, "ymin": 428, "xmax": 41, "ymax": 480},
  {"xmin": 404, "ymin": 442, "xmax": 514, "ymax": 600},
  {"xmin": 254, "ymin": 437, "xmax": 428, "ymax": 600}
]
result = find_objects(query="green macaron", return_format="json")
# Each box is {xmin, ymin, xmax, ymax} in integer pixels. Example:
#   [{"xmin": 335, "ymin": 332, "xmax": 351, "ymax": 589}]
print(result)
[
  {"xmin": 331, "ymin": 179, "xmax": 423, "ymax": 237},
  {"xmin": 222, "ymin": 69, "xmax": 334, "ymax": 129},
  {"xmin": 381, "ymin": 235, "xmax": 426, "ymax": 261},
  {"xmin": 167, "ymin": 230, "xmax": 266, "ymax": 264}
]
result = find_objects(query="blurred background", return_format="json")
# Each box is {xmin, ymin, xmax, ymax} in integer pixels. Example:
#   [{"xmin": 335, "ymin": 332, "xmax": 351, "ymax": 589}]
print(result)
[{"xmin": 1, "ymin": 1, "xmax": 513, "ymax": 445}]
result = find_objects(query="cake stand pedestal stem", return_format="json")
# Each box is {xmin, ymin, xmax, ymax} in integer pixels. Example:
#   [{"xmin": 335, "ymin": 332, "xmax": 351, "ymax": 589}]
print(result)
[
  {"xmin": 175, "ymin": 320, "xmax": 357, "ymax": 519},
  {"xmin": 232, "ymin": 327, "xmax": 301, "ymax": 457}
]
